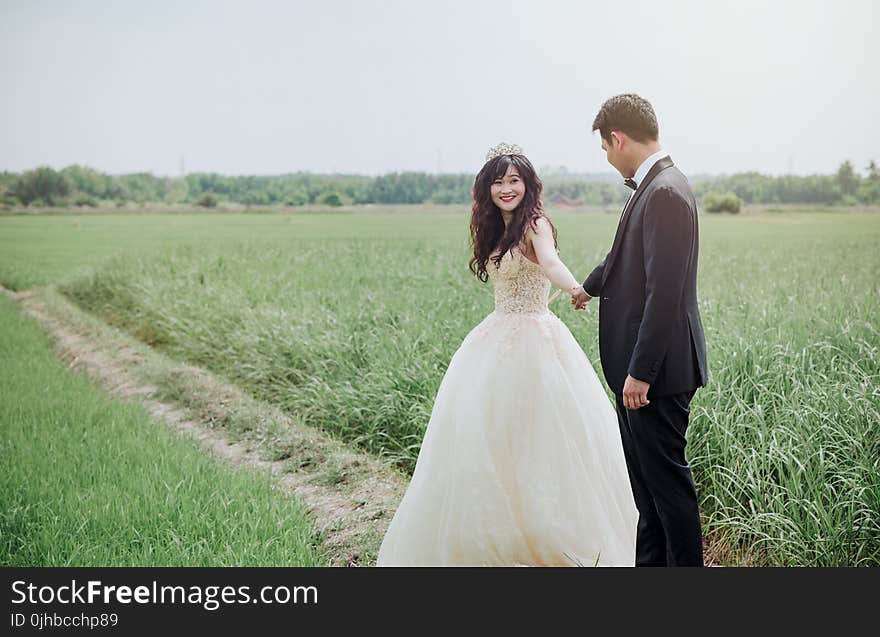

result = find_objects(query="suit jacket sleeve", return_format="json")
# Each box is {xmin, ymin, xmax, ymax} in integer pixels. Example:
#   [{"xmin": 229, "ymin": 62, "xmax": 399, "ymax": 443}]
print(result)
[
  {"xmin": 582, "ymin": 255, "xmax": 608, "ymax": 297},
  {"xmin": 628, "ymin": 186, "xmax": 694, "ymax": 383}
]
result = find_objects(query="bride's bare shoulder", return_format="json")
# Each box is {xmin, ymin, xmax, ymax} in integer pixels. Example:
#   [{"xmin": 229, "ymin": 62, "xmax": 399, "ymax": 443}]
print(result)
[{"xmin": 524, "ymin": 214, "xmax": 555, "ymax": 244}]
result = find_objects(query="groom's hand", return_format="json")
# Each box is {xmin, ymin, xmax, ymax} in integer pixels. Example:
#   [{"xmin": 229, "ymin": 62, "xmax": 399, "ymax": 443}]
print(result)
[
  {"xmin": 570, "ymin": 285, "xmax": 591, "ymax": 310},
  {"xmin": 623, "ymin": 375, "xmax": 651, "ymax": 410}
]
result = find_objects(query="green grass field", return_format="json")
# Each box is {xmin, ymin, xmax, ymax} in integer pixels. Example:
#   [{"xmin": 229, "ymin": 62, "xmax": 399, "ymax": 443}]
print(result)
[
  {"xmin": 0, "ymin": 293, "xmax": 328, "ymax": 566},
  {"xmin": 1, "ymin": 209, "xmax": 878, "ymax": 565},
  {"xmin": 0, "ymin": 210, "xmax": 470, "ymax": 291}
]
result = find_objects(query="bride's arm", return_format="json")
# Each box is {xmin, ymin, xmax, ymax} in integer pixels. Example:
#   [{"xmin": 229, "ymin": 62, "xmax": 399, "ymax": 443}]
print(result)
[{"xmin": 526, "ymin": 216, "xmax": 582, "ymax": 293}]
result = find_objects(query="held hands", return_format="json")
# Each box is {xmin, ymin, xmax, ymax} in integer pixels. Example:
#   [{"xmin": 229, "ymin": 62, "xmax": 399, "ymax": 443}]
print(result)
[
  {"xmin": 622, "ymin": 375, "xmax": 651, "ymax": 410},
  {"xmin": 566, "ymin": 280, "xmax": 651, "ymax": 408},
  {"xmin": 570, "ymin": 285, "xmax": 591, "ymax": 311}
]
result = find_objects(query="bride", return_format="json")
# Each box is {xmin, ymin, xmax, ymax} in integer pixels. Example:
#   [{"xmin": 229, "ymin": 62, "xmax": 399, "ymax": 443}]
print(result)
[{"xmin": 376, "ymin": 143, "xmax": 638, "ymax": 566}]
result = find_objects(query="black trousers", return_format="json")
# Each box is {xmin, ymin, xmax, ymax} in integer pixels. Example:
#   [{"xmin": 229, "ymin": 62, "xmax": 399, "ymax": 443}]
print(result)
[{"xmin": 614, "ymin": 389, "xmax": 704, "ymax": 567}]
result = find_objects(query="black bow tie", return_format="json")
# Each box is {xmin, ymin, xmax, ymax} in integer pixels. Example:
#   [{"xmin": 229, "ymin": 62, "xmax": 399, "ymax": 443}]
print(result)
[{"xmin": 624, "ymin": 178, "xmax": 637, "ymax": 190}]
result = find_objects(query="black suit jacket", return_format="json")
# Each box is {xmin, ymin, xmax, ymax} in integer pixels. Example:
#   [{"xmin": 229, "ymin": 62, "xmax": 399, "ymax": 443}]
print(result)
[{"xmin": 583, "ymin": 156, "xmax": 708, "ymax": 398}]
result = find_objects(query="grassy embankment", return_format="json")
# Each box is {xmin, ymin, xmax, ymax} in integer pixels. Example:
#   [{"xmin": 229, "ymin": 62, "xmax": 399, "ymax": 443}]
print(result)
[{"xmin": 0, "ymin": 293, "xmax": 327, "ymax": 566}]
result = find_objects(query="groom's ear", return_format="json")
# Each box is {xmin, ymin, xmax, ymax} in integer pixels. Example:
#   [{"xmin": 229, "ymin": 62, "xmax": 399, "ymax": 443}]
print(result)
[{"xmin": 610, "ymin": 131, "xmax": 624, "ymax": 149}]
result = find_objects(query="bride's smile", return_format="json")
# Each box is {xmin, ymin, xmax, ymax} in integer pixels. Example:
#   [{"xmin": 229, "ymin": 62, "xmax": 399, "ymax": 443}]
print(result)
[{"xmin": 491, "ymin": 164, "xmax": 525, "ymax": 211}]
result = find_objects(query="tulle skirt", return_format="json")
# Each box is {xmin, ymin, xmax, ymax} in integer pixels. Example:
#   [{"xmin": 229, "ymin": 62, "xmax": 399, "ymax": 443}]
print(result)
[{"xmin": 376, "ymin": 309, "xmax": 638, "ymax": 566}]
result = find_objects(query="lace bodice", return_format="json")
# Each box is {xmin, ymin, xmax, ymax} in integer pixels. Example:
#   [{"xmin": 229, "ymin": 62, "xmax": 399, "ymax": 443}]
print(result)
[{"xmin": 487, "ymin": 247, "xmax": 552, "ymax": 314}]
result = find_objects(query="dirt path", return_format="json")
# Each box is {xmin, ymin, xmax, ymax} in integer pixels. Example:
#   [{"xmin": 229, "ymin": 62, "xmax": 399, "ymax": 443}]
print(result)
[{"xmin": 1, "ymin": 284, "xmax": 408, "ymax": 566}]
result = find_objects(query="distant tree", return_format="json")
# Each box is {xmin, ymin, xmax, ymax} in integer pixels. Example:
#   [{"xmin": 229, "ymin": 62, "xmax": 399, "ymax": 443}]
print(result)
[
  {"xmin": 1, "ymin": 192, "xmax": 21, "ymax": 209},
  {"xmin": 241, "ymin": 190, "xmax": 269, "ymax": 206},
  {"xmin": 11, "ymin": 167, "xmax": 71, "ymax": 205},
  {"xmin": 117, "ymin": 172, "xmax": 163, "ymax": 203},
  {"xmin": 162, "ymin": 177, "xmax": 189, "ymax": 204},
  {"xmin": 73, "ymin": 193, "xmax": 98, "ymax": 207},
  {"xmin": 321, "ymin": 192, "xmax": 343, "ymax": 207},
  {"xmin": 702, "ymin": 191, "xmax": 742, "ymax": 214},
  {"xmin": 430, "ymin": 187, "xmax": 463, "ymax": 204},
  {"xmin": 61, "ymin": 164, "xmax": 108, "ymax": 198},
  {"xmin": 196, "ymin": 193, "xmax": 218, "ymax": 208},
  {"xmin": 284, "ymin": 190, "xmax": 308, "ymax": 206},
  {"xmin": 836, "ymin": 160, "xmax": 858, "ymax": 196},
  {"xmin": 857, "ymin": 159, "xmax": 880, "ymax": 204}
]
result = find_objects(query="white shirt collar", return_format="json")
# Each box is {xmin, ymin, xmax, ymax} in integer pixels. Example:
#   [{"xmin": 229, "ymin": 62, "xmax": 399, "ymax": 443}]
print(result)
[{"xmin": 632, "ymin": 148, "xmax": 668, "ymax": 188}]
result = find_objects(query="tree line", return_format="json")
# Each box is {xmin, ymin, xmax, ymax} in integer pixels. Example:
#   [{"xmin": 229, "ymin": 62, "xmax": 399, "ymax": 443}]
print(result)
[{"xmin": 1, "ymin": 160, "xmax": 878, "ymax": 209}]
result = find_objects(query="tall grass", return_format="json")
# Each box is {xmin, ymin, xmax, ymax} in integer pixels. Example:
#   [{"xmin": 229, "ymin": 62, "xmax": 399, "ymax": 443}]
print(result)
[
  {"xmin": 0, "ymin": 294, "xmax": 328, "ymax": 566},
  {"xmin": 683, "ymin": 218, "xmax": 880, "ymax": 564},
  {"xmin": 14, "ymin": 210, "xmax": 880, "ymax": 565},
  {"xmin": 62, "ymin": 237, "xmax": 481, "ymax": 468}
]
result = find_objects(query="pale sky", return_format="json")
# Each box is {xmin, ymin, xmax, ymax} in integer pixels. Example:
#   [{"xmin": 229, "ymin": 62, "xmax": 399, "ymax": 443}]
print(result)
[{"xmin": 1, "ymin": 0, "xmax": 877, "ymax": 177}]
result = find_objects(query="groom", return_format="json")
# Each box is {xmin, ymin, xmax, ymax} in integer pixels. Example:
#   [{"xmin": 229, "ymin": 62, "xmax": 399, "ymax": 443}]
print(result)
[{"xmin": 571, "ymin": 94, "xmax": 708, "ymax": 567}]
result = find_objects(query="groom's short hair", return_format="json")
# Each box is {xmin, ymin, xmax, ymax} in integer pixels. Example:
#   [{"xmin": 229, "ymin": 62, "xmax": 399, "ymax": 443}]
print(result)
[{"xmin": 592, "ymin": 94, "xmax": 659, "ymax": 143}]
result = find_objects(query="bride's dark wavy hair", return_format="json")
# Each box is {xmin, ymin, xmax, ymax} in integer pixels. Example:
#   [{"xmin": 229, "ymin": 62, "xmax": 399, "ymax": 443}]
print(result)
[{"xmin": 468, "ymin": 153, "xmax": 557, "ymax": 282}]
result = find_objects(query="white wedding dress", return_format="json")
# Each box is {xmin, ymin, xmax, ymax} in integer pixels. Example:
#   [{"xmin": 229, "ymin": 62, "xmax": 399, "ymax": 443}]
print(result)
[{"xmin": 376, "ymin": 246, "xmax": 638, "ymax": 566}]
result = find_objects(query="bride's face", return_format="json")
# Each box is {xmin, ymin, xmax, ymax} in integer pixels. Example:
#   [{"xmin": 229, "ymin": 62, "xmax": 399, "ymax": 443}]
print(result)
[{"xmin": 491, "ymin": 163, "xmax": 526, "ymax": 212}]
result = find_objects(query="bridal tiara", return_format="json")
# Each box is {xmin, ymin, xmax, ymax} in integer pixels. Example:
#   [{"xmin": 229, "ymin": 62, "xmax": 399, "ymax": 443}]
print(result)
[{"xmin": 485, "ymin": 142, "xmax": 525, "ymax": 162}]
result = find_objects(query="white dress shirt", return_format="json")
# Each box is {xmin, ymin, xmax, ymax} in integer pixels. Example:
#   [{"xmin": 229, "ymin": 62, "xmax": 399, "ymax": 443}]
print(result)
[{"xmin": 632, "ymin": 148, "xmax": 669, "ymax": 188}]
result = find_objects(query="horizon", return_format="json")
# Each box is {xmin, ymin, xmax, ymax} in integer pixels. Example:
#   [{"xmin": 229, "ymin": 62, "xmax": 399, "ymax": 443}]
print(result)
[
  {"xmin": 2, "ymin": 163, "xmax": 871, "ymax": 180},
  {"xmin": 2, "ymin": 0, "xmax": 878, "ymax": 177}
]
